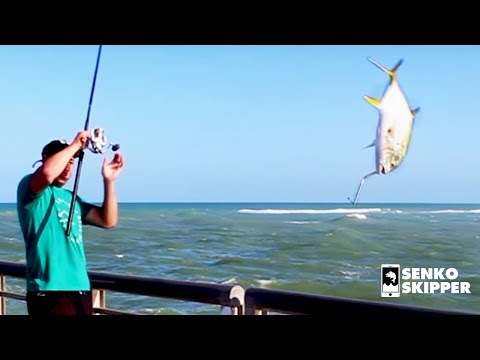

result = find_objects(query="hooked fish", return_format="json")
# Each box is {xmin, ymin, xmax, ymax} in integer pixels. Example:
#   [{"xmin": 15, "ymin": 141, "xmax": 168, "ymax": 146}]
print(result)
[{"xmin": 348, "ymin": 56, "xmax": 420, "ymax": 205}]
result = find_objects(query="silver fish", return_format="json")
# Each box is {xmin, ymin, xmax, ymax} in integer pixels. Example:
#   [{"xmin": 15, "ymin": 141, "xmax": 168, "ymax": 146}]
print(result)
[{"xmin": 348, "ymin": 57, "xmax": 420, "ymax": 205}]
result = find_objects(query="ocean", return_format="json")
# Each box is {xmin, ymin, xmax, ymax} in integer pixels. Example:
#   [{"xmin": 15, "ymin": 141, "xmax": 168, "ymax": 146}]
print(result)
[{"xmin": 1, "ymin": 202, "xmax": 479, "ymax": 315}]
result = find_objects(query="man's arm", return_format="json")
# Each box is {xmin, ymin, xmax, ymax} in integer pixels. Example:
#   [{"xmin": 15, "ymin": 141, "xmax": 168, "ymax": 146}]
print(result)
[
  {"xmin": 30, "ymin": 131, "xmax": 89, "ymax": 195},
  {"xmin": 84, "ymin": 153, "xmax": 124, "ymax": 229},
  {"xmin": 84, "ymin": 179, "xmax": 118, "ymax": 229}
]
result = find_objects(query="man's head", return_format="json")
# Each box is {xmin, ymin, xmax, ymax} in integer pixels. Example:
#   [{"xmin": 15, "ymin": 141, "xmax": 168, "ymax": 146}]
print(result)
[{"xmin": 37, "ymin": 140, "xmax": 80, "ymax": 187}]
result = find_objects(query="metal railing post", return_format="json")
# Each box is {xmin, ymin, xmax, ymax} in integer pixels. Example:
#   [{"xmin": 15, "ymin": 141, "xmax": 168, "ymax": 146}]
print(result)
[
  {"xmin": 0, "ymin": 276, "xmax": 6, "ymax": 315},
  {"xmin": 220, "ymin": 285, "xmax": 245, "ymax": 315},
  {"xmin": 92, "ymin": 289, "xmax": 106, "ymax": 314}
]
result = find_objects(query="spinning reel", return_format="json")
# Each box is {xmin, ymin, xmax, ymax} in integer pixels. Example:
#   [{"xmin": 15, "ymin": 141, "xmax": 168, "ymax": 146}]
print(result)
[{"xmin": 88, "ymin": 128, "xmax": 120, "ymax": 154}]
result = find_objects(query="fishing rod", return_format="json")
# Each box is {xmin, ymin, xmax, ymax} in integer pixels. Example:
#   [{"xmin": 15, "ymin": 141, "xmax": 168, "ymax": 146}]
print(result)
[{"xmin": 66, "ymin": 45, "xmax": 120, "ymax": 236}]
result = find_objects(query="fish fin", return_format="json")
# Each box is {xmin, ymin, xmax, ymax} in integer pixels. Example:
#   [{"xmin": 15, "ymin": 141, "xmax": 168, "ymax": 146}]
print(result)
[
  {"xmin": 367, "ymin": 56, "xmax": 403, "ymax": 83},
  {"xmin": 364, "ymin": 95, "xmax": 381, "ymax": 108},
  {"xmin": 411, "ymin": 107, "xmax": 420, "ymax": 116},
  {"xmin": 362, "ymin": 139, "xmax": 375, "ymax": 149}
]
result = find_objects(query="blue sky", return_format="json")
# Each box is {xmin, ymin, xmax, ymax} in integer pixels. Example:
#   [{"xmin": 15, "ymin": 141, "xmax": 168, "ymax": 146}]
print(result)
[{"xmin": 1, "ymin": 45, "xmax": 479, "ymax": 203}]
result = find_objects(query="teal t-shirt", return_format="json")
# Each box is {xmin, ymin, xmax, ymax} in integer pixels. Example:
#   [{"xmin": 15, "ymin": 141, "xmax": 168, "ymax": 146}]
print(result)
[{"xmin": 16, "ymin": 174, "xmax": 95, "ymax": 291}]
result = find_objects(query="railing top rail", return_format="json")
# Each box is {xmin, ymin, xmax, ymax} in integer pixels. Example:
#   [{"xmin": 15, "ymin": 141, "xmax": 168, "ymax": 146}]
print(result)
[
  {"xmin": 245, "ymin": 287, "xmax": 479, "ymax": 316},
  {"xmin": 0, "ymin": 260, "xmax": 25, "ymax": 278},
  {"xmin": 0, "ymin": 260, "xmax": 244, "ymax": 307}
]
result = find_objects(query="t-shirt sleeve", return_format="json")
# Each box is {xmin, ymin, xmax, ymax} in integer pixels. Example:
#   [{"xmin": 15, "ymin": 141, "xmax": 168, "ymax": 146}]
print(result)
[
  {"xmin": 17, "ymin": 175, "xmax": 31, "ymax": 206},
  {"xmin": 17, "ymin": 174, "xmax": 45, "ymax": 207},
  {"xmin": 77, "ymin": 195, "xmax": 96, "ymax": 224}
]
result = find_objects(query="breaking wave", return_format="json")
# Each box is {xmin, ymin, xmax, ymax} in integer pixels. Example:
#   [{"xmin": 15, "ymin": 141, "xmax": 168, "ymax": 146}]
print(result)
[{"xmin": 239, "ymin": 208, "xmax": 382, "ymax": 215}]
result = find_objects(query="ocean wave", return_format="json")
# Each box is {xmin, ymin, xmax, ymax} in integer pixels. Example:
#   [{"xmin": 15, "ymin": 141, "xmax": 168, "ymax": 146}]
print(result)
[
  {"xmin": 239, "ymin": 208, "xmax": 382, "ymax": 215},
  {"xmin": 285, "ymin": 221, "xmax": 320, "ymax": 224},
  {"xmin": 346, "ymin": 214, "xmax": 367, "ymax": 220},
  {"xmin": 220, "ymin": 277, "xmax": 237, "ymax": 285},
  {"xmin": 340, "ymin": 270, "xmax": 361, "ymax": 279},
  {"xmin": 141, "ymin": 308, "xmax": 183, "ymax": 315},
  {"xmin": 255, "ymin": 279, "xmax": 276, "ymax": 287},
  {"xmin": 420, "ymin": 209, "xmax": 480, "ymax": 214}
]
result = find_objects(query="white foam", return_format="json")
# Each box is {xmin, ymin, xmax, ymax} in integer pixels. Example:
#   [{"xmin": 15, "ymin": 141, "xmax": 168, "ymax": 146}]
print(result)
[
  {"xmin": 340, "ymin": 270, "xmax": 360, "ymax": 279},
  {"xmin": 420, "ymin": 209, "xmax": 480, "ymax": 214},
  {"xmin": 239, "ymin": 208, "xmax": 382, "ymax": 215},
  {"xmin": 346, "ymin": 214, "xmax": 367, "ymax": 220},
  {"xmin": 256, "ymin": 279, "xmax": 276, "ymax": 287},
  {"xmin": 115, "ymin": 254, "xmax": 124, "ymax": 258},
  {"xmin": 220, "ymin": 278, "xmax": 237, "ymax": 285},
  {"xmin": 285, "ymin": 221, "xmax": 320, "ymax": 224},
  {"xmin": 141, "ymin": 308, "xmax": 179, "ymax": 315}
]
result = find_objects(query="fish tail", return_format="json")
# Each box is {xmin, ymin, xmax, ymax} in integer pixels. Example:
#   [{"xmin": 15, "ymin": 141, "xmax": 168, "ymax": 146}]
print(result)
[{"xmin": 367, "ymin": 56, "xmax": 403, "ymax": 83}]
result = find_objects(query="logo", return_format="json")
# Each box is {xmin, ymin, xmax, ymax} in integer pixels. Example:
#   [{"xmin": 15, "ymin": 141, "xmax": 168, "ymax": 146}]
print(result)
[
  {"xmin": 381, "ymin": 264, "xmax": 400, "ymax": 297},
  {"xmin": 380, "ymin": 264, "xmax": 471, "ymax": 297}
]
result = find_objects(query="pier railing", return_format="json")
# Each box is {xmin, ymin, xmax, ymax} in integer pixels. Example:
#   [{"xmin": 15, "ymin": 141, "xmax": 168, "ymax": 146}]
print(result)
[
  {"xmin": 244, "ymin": 287, "xmax": 476, "ymax": 316},
  {"xmin": 0, "ymin": 260, "xmax": 244, "ymax": 315},
  {"xmin": 1, "ymin": 260, "xmax": 477, "ymax": 315}
]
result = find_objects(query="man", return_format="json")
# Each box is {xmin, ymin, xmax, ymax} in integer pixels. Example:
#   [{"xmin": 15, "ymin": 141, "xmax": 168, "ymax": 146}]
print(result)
[{"xmin": 16, "ymin": 130, "xmax": 125, "ymax": 315}]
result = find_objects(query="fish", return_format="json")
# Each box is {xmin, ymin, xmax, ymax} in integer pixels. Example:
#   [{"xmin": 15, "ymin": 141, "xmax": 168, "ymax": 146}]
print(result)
[
  {"xmin": 348, "ymin": 56, "xmax": 420, "ymax": 205},
  {"xmin": 385, "ymin": 271, "xmax": 397, "ymax": 284}
]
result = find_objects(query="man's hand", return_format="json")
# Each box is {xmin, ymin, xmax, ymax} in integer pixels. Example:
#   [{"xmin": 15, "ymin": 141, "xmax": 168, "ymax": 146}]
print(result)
[
  {"xmin": 102, "ymin": 153, "xmax": 125, "ymax": 182},
  {"xmin": 72, "ymin": 130, "xmax": 90, "ymax": 151}
]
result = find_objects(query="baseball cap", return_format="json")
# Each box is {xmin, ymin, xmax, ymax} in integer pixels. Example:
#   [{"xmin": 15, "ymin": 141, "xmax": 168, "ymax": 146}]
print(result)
[
  {"xmin": 32, "ymin": 140, "xmax": 81, "ymax": 167},
  {"xmin": 42, "ymin": 140, "xmax": 79, "ymax": 158}
]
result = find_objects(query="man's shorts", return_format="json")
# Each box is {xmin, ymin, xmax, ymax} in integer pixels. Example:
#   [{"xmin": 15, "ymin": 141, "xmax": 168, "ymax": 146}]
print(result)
[{"xmin": 26, "ymin": 290, "xmax": 93, "ymax": 316}]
